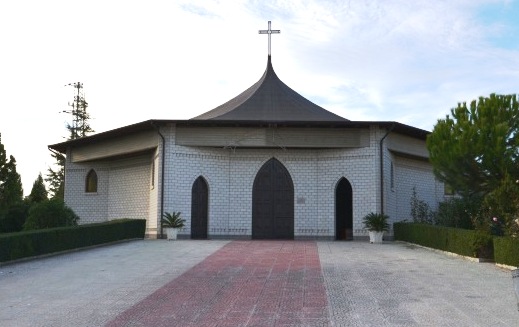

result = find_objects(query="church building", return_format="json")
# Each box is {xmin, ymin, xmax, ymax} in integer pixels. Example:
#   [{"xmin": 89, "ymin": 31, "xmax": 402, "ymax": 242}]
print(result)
[{"xmin": 49, "ymin": 23, "xmax": 447, "ymax": 240}]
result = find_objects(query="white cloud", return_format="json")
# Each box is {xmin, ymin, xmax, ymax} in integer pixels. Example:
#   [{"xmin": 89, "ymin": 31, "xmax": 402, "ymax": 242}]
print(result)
[{"xmin": 0, "ymin": 0, "xmax": 518, "ymax": 194}]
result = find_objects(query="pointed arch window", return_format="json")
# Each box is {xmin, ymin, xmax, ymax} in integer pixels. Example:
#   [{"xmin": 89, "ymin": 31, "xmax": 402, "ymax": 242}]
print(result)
[{"xmin": 85, "ymin": 169, "xmax": 98, "ymax": 193}]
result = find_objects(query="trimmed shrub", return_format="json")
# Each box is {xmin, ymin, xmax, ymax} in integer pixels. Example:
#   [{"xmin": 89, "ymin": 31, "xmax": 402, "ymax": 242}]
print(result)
[
  {"xmin": 494, "ymin": 237, "xmax": 519, "ymax": 267},
  {"xmin": 394, "ymin": 222, "xmax": 493, "ymax": 259},
  {"xmin": 0, "ymin": 219, "xmax": 146, "ymax": 263},
  {"xmin": 23, "ymin": 199, "xmax": 78, "ymax": 230}
]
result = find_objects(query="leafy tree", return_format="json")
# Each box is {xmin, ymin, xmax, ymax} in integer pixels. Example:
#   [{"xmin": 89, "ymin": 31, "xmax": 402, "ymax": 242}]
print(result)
[
  {"xmin": 23, "ymin": 199, "xmax": 78, "ymax": 230},
  {"xmin": 28, "ymin": 173, "xmax": 48, "ymax": 203},
  {"xmin": 410, "ymin": 187, "xmax": 435, "ymax": 224},
  {"xmin": 0, "ymin": 202, "xmax": 29, "ymax": 233},
  {"xmin": 427, "ymin": 94, "xmax": 519, "ymax": 196},
  {"xmin": 435, "ymin": 195, "xmax": 482, "ymax": 230},
  {"xmin": 476, "ymin": 174, "xmax": 519, "ymax": 236}
]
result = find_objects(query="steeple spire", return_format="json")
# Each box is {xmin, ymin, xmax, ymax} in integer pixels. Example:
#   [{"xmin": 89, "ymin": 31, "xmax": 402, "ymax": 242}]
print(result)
[
  {"xmin": 192, "ymin": 20, "xmax": 346, "ymax": 122},
  {"xmin": 259, "ymin": 21, "xmax": 280, "ymax": 56}
]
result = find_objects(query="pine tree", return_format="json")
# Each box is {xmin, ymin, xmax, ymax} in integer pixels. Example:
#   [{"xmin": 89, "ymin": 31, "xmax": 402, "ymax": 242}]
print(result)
[
  {"xmin": 45, "ymin": 151, "xmax": 65, "ymax": 200},
  {"xmin": 65, "ymin": 82, "xmax": 94, "ymax": 140},
  {"xmin": 1, "ymin": 134, "xmax": 23, "ymax": 212},
  {"xmin": 427, "ymin": 94, "xmax": 519, "ymax": 195},
  {"xmin": 427, "ymin": 93, "xmax": 519, "ymax": 235},
  {"xmin": 28, "ymin": 173, "xmax": 48, "ymax": 203},
  {"xmin": 0, "ymin": 155, "xmax": 23, "ymax": 211},
  {"xmin": 0, "ymin": 133, "xmax": 8, "ymax": 213},
  {"xmin": 0, "ymin": 133, "xmax": 7, "ymax": 190},
  {"xmin": 0, "ymin": 133, "xmax": 26, "ymax": 233},
  {"xmin": 46, "ymin": 82, "xmax": 94, "ymax": 199}
]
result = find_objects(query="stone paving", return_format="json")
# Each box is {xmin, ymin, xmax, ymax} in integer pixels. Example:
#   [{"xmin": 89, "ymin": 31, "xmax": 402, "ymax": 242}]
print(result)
[
  {"xmin": 0, "ymin": 240, "xmax": 229, "ymax": 327},
  {"xmin": 0, "ymin": 239, "xmax": 517, "ymax": 327},
  {"xmin": 319, "ymin": 241, "xmax": 517, "ymax": 326},
  {"xmin": 107, "ymin": 241, "xmax": 328, "ymax": 327}
]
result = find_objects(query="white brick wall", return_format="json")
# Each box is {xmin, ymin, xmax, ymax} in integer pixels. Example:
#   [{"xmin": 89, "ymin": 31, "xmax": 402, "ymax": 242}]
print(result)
[
  {"xmin": 64, "ymin": 152, "xmax": 153, "ymax": 225},
  {"xmin": 161, "ymin": 124, "xmax": 381, "ymax": 239},
  {"xmin": 63, "ymin": 124, "xmax": 444, "ymax": 239},
  {"xmin": 64, "ymin": 148, "xmax": 109, "ymax": 224},
  {"xmin": 392, "ymin": 155, "xmax": 445, "ymax": 222},
  {"xmin": 107, "ymin": 158, "xmax": 150, "ymax": 220}
]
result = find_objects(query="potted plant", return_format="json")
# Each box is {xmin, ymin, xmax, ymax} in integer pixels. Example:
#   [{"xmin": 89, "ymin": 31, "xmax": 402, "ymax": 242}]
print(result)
[
  {"xmin": 362, "ymin": 212, "xmax": 389, "ymax": 243},
  {"xmin": 161, "ymin": 211, "xmax": 186, "ymax": 240}
]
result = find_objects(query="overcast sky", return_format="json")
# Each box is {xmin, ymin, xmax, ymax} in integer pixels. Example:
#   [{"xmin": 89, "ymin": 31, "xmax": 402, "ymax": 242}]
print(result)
[{"xmin": 1, "ymin": 0, "xmax": 518, "ymax": 196}]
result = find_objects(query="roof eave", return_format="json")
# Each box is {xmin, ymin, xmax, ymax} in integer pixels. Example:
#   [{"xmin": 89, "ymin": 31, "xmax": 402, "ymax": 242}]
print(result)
[
  {"xmin": 48, "ymin": 119, "xmax": 430, "ymax": 153},
  {"xmin": 48, "ymin": 119, "xmax": 163, "ymax": 153}
]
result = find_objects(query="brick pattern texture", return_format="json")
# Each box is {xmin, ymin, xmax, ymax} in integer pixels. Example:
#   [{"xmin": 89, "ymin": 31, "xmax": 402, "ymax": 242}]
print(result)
[
  {"xmin": 64, "ymin": 124, "xmax": 445, "ymax": 239},
  {"xmin": 106, "ymin": 241, "xmax": 329, "ymax": 327}
]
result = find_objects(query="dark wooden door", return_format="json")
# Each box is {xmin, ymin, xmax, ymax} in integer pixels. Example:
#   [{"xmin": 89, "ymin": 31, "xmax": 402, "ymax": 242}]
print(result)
[
  {"xmin": 336, "ymin": 178, "xmax": 353, "ymax": 240},
  {"xmin": 191, "ymin": 176, "xmax": 208, "ymax": 239},
  {"xmin": 252, "ymin": 158, "xmax": 294, "ymax": 239}
]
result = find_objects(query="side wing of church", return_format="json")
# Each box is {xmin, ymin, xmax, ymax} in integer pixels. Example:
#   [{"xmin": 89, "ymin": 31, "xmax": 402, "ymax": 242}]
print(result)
[{"xmin": 49, "ymin": 55, "xmax": 447, "ymax": 240}]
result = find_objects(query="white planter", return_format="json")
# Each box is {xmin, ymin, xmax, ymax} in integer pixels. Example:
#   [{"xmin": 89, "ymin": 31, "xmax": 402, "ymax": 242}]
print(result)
[
  {"xmin": 513, "ymin": 269, "xmax": 519, "ymax": 311},
  {"xmin": 165, "ymin": 227, "xmax": 179, "ymax": 240},
  {"xmin": 368, "ymin": 231, "xmax": 384, "ymax": 244}
]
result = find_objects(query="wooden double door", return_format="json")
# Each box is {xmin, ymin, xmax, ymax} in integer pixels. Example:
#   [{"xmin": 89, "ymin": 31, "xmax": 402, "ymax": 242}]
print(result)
[{"xmin": 252, "ymin": 158, "xmax": 294, "ymax": 239}]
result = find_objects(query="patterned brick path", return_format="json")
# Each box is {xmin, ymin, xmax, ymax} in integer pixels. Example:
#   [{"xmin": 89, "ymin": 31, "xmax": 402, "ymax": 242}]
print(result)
[{"xmin": 106, "ymin": 241, "xmax": 329, "ymax": 327}]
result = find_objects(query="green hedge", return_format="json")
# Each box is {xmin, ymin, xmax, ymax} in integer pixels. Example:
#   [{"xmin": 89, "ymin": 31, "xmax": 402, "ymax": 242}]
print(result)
[
  {"xmin": 394, "ymin": 222, "xmax": 493, "ymax": 259},
  {"xmin": 0, "ymin": 219, "xmax": 146, "ymax": 263},
  {"xmin": 494, "ymin": 237, "xmax": 519, "ymax": 267}
]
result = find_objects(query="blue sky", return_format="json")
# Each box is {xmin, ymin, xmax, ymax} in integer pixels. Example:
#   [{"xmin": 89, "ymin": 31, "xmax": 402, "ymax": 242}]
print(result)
[
  {"xmin": 477, "ymin": 1, "xmax": 519, "ymax": 48},
  {"xmin": 0, "ymin": 0, "xmax": 518, "ymax": 195}
]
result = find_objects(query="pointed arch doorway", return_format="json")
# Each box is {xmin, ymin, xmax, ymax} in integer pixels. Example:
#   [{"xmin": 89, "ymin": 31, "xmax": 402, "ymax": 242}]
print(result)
[
  {"xmin": 336, "ymin": 177, "xmax": 353, "ymax": 240},
  {"xmin": 252, "ymin": 158, "xmax": 294, "ymax": 239},
  {"xmin": 191, "ymin": 176, "xmax": 208, "ymax": 239}
]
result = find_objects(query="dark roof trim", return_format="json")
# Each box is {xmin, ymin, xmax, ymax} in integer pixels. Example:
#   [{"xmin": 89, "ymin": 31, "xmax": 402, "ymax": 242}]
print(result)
[{"xmin": 48, "ymin": 119, "xmax": 430, "ymax": 153}]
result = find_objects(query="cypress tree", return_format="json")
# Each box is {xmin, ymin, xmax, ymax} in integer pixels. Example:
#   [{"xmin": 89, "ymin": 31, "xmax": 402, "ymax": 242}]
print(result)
[
  {"xmin": 29, "ymin": 173, "xmax": 48, "ymax": 203},
  {"xmin": 0, "ymin": 133, "xmax": 7, "ymax": 213},
  {"xmin": 0, "ymin": 155, "xmax": 23, "ymax": 211}
]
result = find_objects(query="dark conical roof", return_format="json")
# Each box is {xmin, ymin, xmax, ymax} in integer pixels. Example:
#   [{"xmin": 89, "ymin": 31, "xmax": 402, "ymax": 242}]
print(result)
[{"xmin": 191, "ymin": 56, "xmax": 348, "ymax": 122}]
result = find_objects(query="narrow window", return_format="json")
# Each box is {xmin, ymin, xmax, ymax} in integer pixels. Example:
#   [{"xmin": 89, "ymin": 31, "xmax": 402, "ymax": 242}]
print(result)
[
  {"xmin": 85, "ymin": 169, "xmax": 98, "ymax": 193},
  {"xmin": 151, "ymin": 160, "xmax": 155, "ymax": 188},
  {"xmin": 390, "ymin": 161, "xmax": 395, "ymax": 191}
]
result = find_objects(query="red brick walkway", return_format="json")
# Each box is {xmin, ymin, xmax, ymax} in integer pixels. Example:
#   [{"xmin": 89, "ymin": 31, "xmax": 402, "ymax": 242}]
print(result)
[{"xmin": 106, "ymin": 241, "xmax": 329, "ymax": 327}]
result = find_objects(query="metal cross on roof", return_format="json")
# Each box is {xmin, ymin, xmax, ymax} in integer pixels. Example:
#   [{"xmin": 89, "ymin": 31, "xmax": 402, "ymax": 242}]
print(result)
[{"xmin": 259, "ymin": 21, "xmax": 280, "ymax": 56}]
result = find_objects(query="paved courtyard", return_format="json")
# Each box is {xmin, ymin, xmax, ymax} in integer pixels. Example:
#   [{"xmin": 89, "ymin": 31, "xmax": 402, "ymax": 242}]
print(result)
[{"xmin": 0, "ymin": 240, "xmax": 517, "ymax": 326}]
